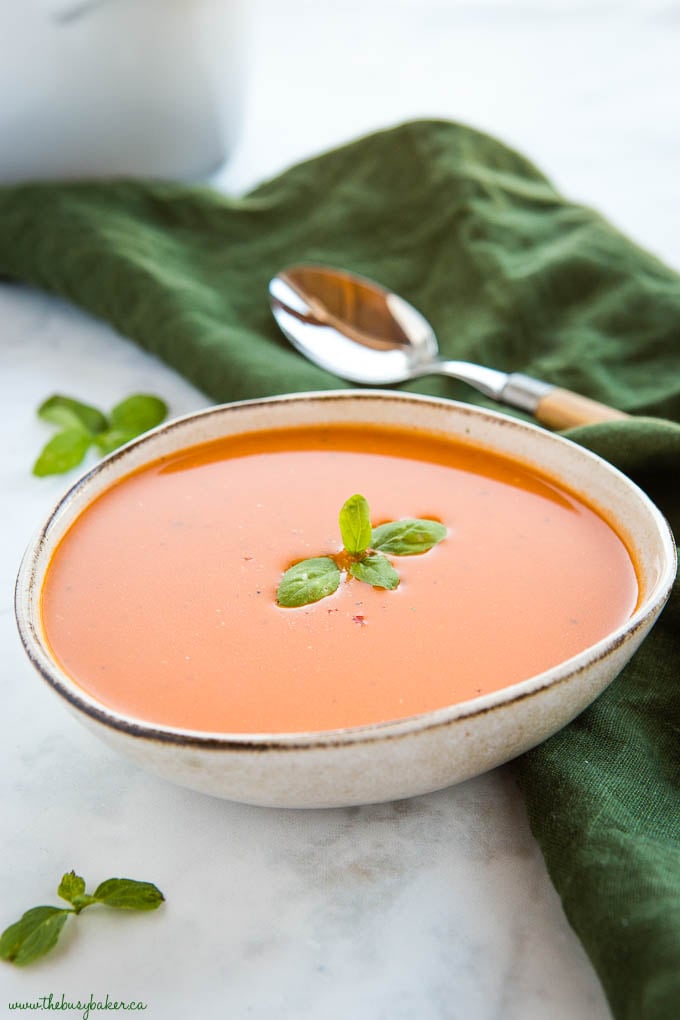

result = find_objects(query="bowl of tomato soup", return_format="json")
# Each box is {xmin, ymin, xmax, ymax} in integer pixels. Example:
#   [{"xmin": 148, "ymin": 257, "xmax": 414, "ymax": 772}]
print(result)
[{"xmin": 15, "ymin": 391, "xmax": 676, "ymax": 807}]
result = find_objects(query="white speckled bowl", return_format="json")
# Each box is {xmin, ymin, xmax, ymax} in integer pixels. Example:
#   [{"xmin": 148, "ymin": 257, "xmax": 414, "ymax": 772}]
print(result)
[{"xmin": 15, "ymin": 391, "xmax": 677, "ymax": 808}]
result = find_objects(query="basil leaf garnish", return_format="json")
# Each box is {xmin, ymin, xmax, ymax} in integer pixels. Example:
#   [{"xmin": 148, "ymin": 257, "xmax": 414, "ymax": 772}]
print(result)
[
  {"xmin": 350, "ymin": 553, "xmax": 400, "ymax": 590},
  {"xmin": 277, "ymin": 557, "xmax": 342, "ymax": 608},
  {"xmin": 338, "ymin": 494, "xmax": 372, "ymax": 555},
  {"xmin": 371, "ymin": 518, "xmax": 447, "ymax": 555}
]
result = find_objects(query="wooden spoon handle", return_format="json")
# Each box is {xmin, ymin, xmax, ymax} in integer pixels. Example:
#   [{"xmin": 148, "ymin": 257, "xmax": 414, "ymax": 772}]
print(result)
[{"xmin": 535, "ymin": 388, "xmax": 629, "ymax": 430}]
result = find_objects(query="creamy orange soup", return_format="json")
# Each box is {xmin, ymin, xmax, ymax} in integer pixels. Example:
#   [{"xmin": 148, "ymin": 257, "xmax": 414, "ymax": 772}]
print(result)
[{"xmin": 41, "ymin": 423, "xmax": 638, "ymax": 733}]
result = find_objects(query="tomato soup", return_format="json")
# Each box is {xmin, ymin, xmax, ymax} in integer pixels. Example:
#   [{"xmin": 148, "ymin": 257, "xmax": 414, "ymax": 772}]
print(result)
[{"xmin": 41, "ymin": 424, "xmax": 638, "ymax": 733}]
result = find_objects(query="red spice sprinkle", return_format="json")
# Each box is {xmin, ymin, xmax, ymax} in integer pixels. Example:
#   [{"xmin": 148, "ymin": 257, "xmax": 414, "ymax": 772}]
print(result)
[{"xmin": 352, "ymin": 615, "xmax": 366, "ymax": 626}]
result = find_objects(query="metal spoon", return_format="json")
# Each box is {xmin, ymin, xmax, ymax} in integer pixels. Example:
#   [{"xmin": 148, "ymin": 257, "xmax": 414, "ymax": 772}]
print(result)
[{"xmin": 269, "ymin": 264, "xmax": 628, "ymax": 430}]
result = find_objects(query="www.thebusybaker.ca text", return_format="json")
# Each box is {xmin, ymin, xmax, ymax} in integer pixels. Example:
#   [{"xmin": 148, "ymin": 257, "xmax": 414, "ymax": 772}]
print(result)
[{"xmin": 8, "ymin": 993, "xmax": 147, "ymax": 1020}]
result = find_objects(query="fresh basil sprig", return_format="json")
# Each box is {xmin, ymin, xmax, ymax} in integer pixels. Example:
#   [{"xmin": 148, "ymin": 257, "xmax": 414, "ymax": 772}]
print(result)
[
  {"xmin": 33, "ymin": 393, "xmax": 168, "ymax": 476},
  {"xmin": 0, "ymin": 871, "xmax": 164, "ymax": 967},
  {"xmin": 276, "ymin": 494, "xmax": 447, "ymax": 608}
]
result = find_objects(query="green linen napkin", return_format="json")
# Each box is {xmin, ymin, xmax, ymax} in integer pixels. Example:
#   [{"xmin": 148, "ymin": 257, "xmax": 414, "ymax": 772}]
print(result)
[{"xmin": 1, "ymin": 119, "xmax": 679, "ymax": 1019}]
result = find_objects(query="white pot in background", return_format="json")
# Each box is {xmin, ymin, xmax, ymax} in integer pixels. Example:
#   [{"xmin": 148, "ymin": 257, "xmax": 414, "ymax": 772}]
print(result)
[{"xmin": 0, "ymin": 0, "xmax": 245, "ymax": 181}]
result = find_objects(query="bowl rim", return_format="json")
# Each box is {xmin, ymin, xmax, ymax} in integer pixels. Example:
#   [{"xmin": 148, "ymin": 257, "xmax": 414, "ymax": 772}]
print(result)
[{"xmin": 15, "ymin": 389, "xmax": 678, "ymax": 751}]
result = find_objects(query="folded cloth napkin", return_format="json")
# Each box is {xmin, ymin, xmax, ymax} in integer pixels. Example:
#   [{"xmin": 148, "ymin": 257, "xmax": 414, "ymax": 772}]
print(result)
[{"xmin": 1, "ymin": 119, "xmax": 679, "ymax": 1019}]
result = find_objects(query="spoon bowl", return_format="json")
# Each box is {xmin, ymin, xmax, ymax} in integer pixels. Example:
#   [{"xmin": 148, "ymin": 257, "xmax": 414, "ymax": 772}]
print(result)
[
  {"xmin": 270, "ymin": 264, "xmax": 629, "ymax": 430},
  {"xmin": 270, "ymin": 265, "xmax": 501, "ymax": 390}
]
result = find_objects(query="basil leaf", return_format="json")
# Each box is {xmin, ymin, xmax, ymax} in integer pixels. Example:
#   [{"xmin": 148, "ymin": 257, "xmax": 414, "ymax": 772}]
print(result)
[
  {"xmin": 339, "ymin": 494, "xmax": 372, "ymax": 555},
  {"xmin": 371, "ymin": 518, "xmax": 447, "ymax": 555},
  {"xmin": 57, "ymin": 871, "xmax": 86, "ymax": 905},
  {"xmin": 93, "ymin": 428, "xmax": 140, "ymax": 456},
  {"xmin": 110, "ymin": 395, "xmax": 167, "ymax": 435},
  {"xmin": 92, "ymin": 878, "xmax": 165, "ymax": 912},
  {"xmin": 350, "ymin": 553, "xmax": 400, "ymax": 590},
  {"xmin": 0, "ymin": 906, "xmax": 69, "ymax": 966},
  {"xmin": 32, "ymin": 427, "xmax": 92, "ymax": 477},
  {"xmin": 57, "ymin": 872, "xmax": 96, "ymax": 914},
  {"xmin": 277, "ymin": 557, "xmax": 341, "ymax": 608},
  {"xmin": 38, "ymin": 395, "xmax": 107, "ymax": 435}
]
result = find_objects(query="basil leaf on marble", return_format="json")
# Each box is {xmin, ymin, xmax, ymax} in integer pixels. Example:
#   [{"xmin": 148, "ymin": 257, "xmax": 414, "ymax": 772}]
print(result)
[
  {"xmin": 0, "ymin": 906, "xmax": 69, "ymax": 966},
  {"xmin": 33, "ymin": 392, "xmax": 168, "ymax": 476},
  {"xmin": 92, "ymin": 878, "xmax": 165, "ymax": 911},
  {"xmin": 93, "ymin": 428, "xmax": 139, "ymax": 455},
  {"xmin": 33, "ymin": 427, "xmax": 92, "ymax": 477},
  {"xmin": 109, "ymin": 394, "xmax": 167, "ymax": 435},
  {"xmin": 57, "ymin": 871, "xmax": 96, "ymax": 914},
  {"xmin": 1, "ymin": 872, "xmax": 165, "ymax": 967},
  {"xmin": 57, "ymin": 871, "xmax": 87, "ymax": 905},
  {"xmin": 38, "ymin": 394, "xmax": 108, "ymax": 434}
]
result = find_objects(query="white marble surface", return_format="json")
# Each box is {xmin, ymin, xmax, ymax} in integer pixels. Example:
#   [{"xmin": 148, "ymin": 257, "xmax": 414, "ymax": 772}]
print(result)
[{"xmin": 3, "ymin": 1, "xmax": 679, "ymax": 1016}]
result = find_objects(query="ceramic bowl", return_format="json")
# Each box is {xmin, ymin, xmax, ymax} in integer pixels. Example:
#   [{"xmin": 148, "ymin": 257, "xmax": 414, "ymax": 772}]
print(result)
[{"xmin": 15, "ymin": 391, "xmax": 676, "ymax": 808}]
